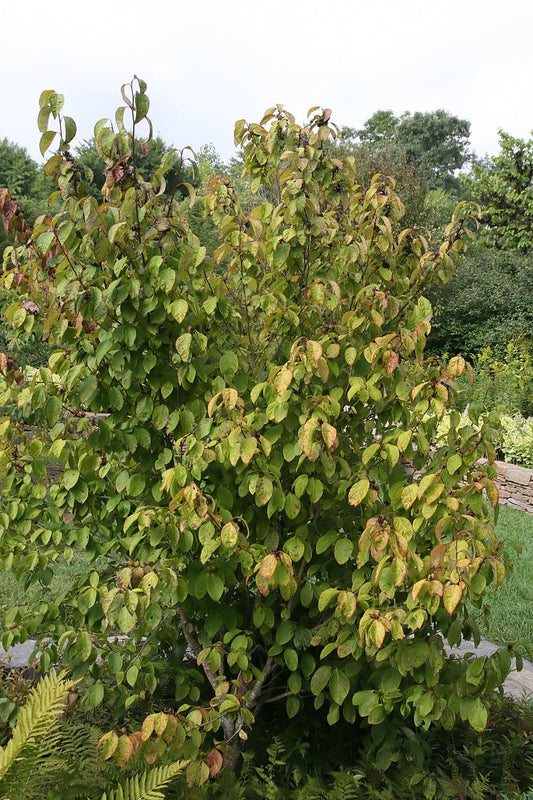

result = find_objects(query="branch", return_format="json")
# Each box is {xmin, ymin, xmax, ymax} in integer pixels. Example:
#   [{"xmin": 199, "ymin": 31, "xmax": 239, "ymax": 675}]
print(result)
[{"xmin": 178, "ymin": 609, "xmax": 236, "ymax": 745}]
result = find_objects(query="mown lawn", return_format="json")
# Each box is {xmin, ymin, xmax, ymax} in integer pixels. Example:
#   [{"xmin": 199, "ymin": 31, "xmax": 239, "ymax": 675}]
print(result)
[{"xmin": 470, "ymin": 504, "xmax": 533, "ymax": 658}]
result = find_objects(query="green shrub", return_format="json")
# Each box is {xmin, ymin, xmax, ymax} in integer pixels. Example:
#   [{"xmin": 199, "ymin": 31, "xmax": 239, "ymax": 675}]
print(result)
[
  {"xmin": 0, "ymin": 78, "xmax": 509, "ymax": 785},
  {"xmin": 456, "ymin": 339, "xmax": 533, "ymax": 418},
  {"xmin": 500, "ymin": 415, "xmax": 533, "ymax": 467}
]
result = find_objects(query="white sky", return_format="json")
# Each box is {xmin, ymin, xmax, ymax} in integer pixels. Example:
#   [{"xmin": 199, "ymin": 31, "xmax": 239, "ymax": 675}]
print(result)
[{"xmin": 3, "ymin": 0, "xmax": 533, "ymax": 164}]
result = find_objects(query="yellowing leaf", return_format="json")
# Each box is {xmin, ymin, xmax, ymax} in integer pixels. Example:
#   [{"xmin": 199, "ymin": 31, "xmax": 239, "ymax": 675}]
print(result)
[
  {"xmin": 240, "ymin": 437, "xmax": 258, "ymax": 465},
  {"xmin": 221, "ymin": 521, "xmax": 239, "ymax": 548},
  {"xmin": 274, "ymin": 365, "xmax": 293, "ymax": 396},
  {"xmin": 255, "ymin": 476, "xmax": 273, "ymax": 506},
  {"xmin": 401, "ymin": 484, "xmax": 418, "ymax": 510},
  {"xmin": 259, "ymin": 553, "xmax": 277, "ymax": 579},
  {"xmin": 306, "ymin": 340, "xmax": 323, "ymax": 364},
  {"xmin": 383, "ymin": 350, "xmax": 399, "ymax": 374},
  {"xmin": 321, "ymin": 422, "xmax": 338, "ymax": 451},
  {"xmin": 337, "ymin": 590, "xmax": 356, "ymax": 619},
  {"xmin": 369, "ymin": 619, "xmax": 386, "ymax": 648},
  {"xmin": 348, "ymin": 478, "xmax": 370, "ymax": 507},
  {"xmin": 443, "ymin": 583, "xmax": 463, "ymax": 614},
  {"xmin": 299, "ymin": 418, "xmax": 321, "ymax": 462},
  {"xmin": 98, "ymin": 730, "xmax": 118, "ymax": 760},
  {"xmin": 448, "ymin": 355, "xmax": 466, "ymax": 377}
]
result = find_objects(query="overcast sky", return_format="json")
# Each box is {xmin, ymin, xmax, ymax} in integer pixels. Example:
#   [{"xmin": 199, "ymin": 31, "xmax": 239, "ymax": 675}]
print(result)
[{"xmin": 3, "ymin": 0, "xmax": 533, "ymax": 165}]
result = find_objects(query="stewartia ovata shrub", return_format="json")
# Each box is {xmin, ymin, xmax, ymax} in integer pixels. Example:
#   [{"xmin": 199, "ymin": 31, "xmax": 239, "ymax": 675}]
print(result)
[{"xmin": 0, "ymin": 80, "xmax": 511, "ymax": 782}]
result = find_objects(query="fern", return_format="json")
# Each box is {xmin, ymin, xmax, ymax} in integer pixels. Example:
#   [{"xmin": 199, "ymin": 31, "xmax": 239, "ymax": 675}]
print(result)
[
  {"xmin": 30, "ymin": 720, "xmax": 111, "ymax": 799},
  {"xmin": 0, "ymin": 670, "xmax": 73, "ymax": 796},
  {"xmin": 324, "ymin": 771, "xmax": 362, "ymax": 800},
  {"xmin": 100, "ymin": 760, "xmax": 188, "ymax": 800},
  {"xmin": 0, "ymin": 671, "xmax": 186, "ymax": 800}
]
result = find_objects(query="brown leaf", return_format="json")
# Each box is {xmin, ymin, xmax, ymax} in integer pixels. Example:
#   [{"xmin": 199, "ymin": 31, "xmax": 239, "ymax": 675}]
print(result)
[{"xmin": 207, "ymin": 748, "xmax": 224, "ymax": 778}]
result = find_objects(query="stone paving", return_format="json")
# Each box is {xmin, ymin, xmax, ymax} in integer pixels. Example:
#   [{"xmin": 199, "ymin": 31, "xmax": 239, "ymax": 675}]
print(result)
[{"xmin": 1, "ymin": 638, "xmax": 533, "ymax": 700}]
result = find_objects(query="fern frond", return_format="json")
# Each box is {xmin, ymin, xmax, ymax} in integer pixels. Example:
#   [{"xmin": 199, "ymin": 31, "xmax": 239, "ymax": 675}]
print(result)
[
  {"xmin": 100, "ymin": 760, "xmax": 188, "ymax": 800},
  {"xmin": 0, "ymin": 670, "xmax": 73, "ymax": 784}
]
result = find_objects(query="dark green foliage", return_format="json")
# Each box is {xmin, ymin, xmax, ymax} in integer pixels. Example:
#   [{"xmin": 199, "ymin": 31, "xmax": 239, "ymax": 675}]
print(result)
[
  {"xmin": 163, "ymin": 693, "xmax": 533, "ymax": 798},
  {"xmin": 0, "ymin": 139, "xmax": 51, "ymax": 251},
  {"xmin": 338, "ymin": 140, "xmax": 428, "ymax": 231},
  {"xmin": 428, "ymin": 244, "xmax": 533, "ymax": 357}
]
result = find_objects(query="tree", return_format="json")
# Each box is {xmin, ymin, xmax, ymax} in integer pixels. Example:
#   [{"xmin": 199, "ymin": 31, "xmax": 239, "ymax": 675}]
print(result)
[
  {"xmin": 468, "ymin": 131, "xmax": 533, "ymax": 251},
  {"xmin": 0, "ymin": 139, "xmax": 51, "ymax": 253},
  {"xmin": 351, "ymin": 109, "xmax": 399, "ymax": 148},
  {"xmin": 397, "ymin": 110, "xmax": 471, "ymax": 193},
  {"xmin": 0, "ymin": 81, "xmax": 510, "ymax": 785},
  {"xmin": 346, "ymin": 109, "xmax": 472, "ymax": 194}
]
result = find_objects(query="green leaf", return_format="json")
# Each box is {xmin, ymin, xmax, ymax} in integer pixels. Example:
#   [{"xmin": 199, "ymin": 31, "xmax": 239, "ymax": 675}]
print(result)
[
  {"xmin": 206, "ymin": 574, "xmax": 224, "ymax": 602},
  {"xmin": 45, "ymin": 396, "xmax": 61, "ymax": 426},
  {"xmin": 39, "ymin": 130, "xmax": 56, "ymax": 156},
  {"xmin": 329, "ymin": 669, "xmax": 350, "ymax": 705},
  {"xmin": 63, "ymin": 116, "xmax": 77, "ymax": 144},
  {"xmin": 63, "ymin": 470, "xmax": 80, "ymax": 490},
  {"xmin": 152, "ymin": 404, "xmax": 169, "ymax": 430},
  {"xmin": 79, "ymin": 374, "xmax": 98, "ymax": 406},
  {"xmin": 175, "ymin": 332, "xmax": 192, "ymax": 362},
  {"xmin": 284, "ymin": 537, "xmax": 304, "ymax": 561},
  {"xmin": 286, "ymin": 695, "xmax": 301, "ymax": 718},
  {"xmin": 276, "ymin": 620, "xmax": 296, "ymax": 645},
  {"xmin": 255, "ymin": 476, "xmax": 273, "ymax": 506},
  {"xmin": 136, "ymin": 396, "xmax": 153, "ymax": 422},
  {"xmin": 318, "ymin": 587, "xmax": 338, "ymax": 612},
  {"xmin": 219, "ymin": 351, "xmax": 239, "ymax": 379},
  {"xmin": 134, "ymin": 91, "xmax": 150, "ymax": 123},
  {"xmin": 447, "ymin": 454, "xmax": 462, "ymax": 475},
  {"xmin": 129, "ymin": 474, "xmax": 146, "ymax": 497},
  {"xmin": 284, "ymin": 648, "xmax": 298, "ymax": 671},
  {"xmin": 334, "ymin": 537, "xmax": 353, "ymax": 565},
  {"xmin": 76, "ymin": 631, "xmax": 92, "ymax": 663},
  {"xmin": 310, "ymin": 665, "xmax": 331, "ymax": 696},
  {"xmin": 84, "ymin": 682, "xmax": 104, "ymax": 709},
  {"xmin": 117, "ymin": 606, "xmax": 136, "ymax": 633},
  {"xmin": 465, "ymin": 698, "xmax": 488, "ymax": 732}
]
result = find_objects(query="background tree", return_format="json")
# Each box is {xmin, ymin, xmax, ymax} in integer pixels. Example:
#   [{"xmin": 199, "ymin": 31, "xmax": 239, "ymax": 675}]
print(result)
[
  {"xmin": 467, "ymin": 130, "xmax": 533, "ymax": 252},
  {"xmin": 0, "ymin": 82, "xmax": 510, "ymax": 786},
  {"xmin": 344, "ymin": 109, "xmax": 471, "ymax": 195},
  {"xmin": 0, "ymin": 139, "xmax": 51, "ymax": 252}
]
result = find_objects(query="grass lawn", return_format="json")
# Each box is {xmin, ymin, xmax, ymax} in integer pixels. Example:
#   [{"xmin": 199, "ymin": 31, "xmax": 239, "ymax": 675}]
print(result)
[
  {"xmin": 0, "ymin": 553, "xmax": 93, "ymax": 641},
  {"xmin": 470, "ymin": 504, "xmax": 533, "ymax": 658}
]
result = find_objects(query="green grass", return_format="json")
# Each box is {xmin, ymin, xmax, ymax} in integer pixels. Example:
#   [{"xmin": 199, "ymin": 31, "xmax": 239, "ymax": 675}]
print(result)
[
  {"xmin": 470, "ymin": 504, "xmax": 533, "ymax": 657},
  {"xmin": 0, "ymin": 553, "xmax": 92, "ymax": 639}
]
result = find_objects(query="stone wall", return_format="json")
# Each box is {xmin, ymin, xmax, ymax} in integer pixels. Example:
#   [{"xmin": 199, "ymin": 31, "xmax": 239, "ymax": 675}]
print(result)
[{"xmin": 496, "ymin": 461, "xmax": 533, "ymax": 514}]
